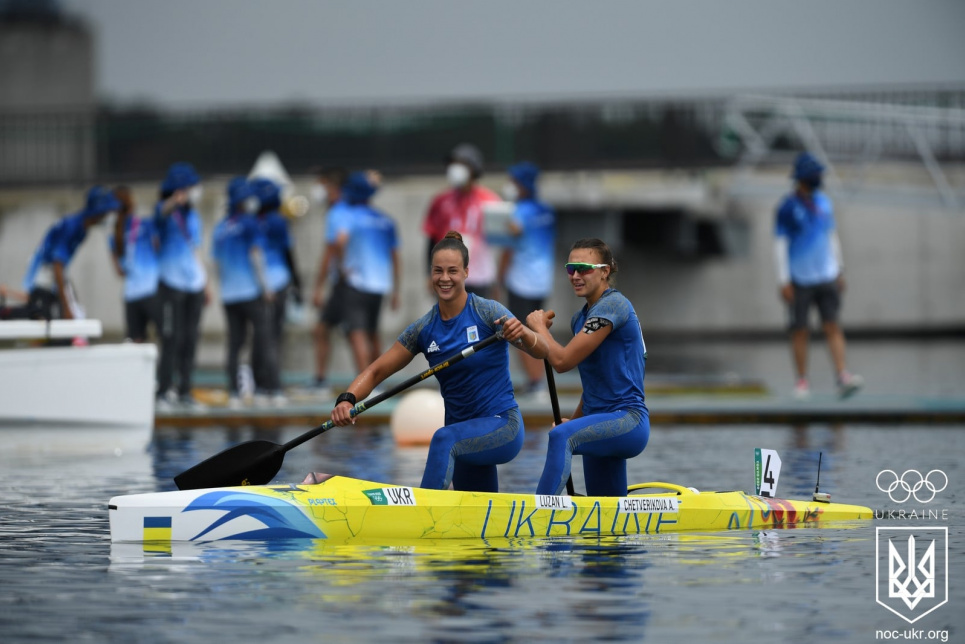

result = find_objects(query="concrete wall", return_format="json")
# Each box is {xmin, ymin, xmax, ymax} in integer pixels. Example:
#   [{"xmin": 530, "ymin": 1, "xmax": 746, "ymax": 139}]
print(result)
[{"xmin": 1, "ymin": 167, "xmax": 963, "ymax": 348}]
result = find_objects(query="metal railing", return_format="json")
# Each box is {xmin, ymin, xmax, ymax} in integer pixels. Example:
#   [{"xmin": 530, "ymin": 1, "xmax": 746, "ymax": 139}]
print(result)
[{"xmin": 1, "ymin": 87, "xmax": 964, "ymax": 191}]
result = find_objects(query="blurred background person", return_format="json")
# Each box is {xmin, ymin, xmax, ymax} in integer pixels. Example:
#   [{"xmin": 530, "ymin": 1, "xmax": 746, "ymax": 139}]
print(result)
[
  {"xmin": 422, "ymin": 143, "xmax": 500, "ymax": 298},
  {"xmin": 310, "ymin": 166, "xmax": 349, "ymax": 397},
  {"xmin": 774, "ymin": 152, "xmax": 863, "ymax": 400},
  {"xmin": 22, "ymin": 185, "xmax": 119, "ymax": 322},
  {"xmin": 211, "ymin": 177, "xmax": 282, "ymax": 408},
  {"xmin": 109, "ymin": 185, "xmax": 161, "ymax": 343},
  {"xmin": 497, "ymin": 162, "xmax": 557, "ymax": 399},
  {"xmin": 153, "ymin": 162, "xmax": 209, "ymax": 410},
  {"xmin": 251, "ymin": 177, "xmax": 301, "ymax": 400},
  {"xmin": 334, "ymin": 171, "xmax": 400, "ymax": 373}
]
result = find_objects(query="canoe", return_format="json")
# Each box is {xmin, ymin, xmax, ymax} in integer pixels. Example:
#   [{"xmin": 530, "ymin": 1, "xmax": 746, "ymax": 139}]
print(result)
[{"xmin": 109, "ymin": 476, "xmax": 873, "ymax": 544}]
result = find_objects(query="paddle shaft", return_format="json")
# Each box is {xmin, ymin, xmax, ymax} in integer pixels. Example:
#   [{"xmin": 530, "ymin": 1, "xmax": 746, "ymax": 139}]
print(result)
[
  {"xmin": 544, "ymin": 359, "xmax": 576, "ymax": 496},
  {"xmin": 284, "ymin": 331, "xmax": 504, "ymax": 453}
]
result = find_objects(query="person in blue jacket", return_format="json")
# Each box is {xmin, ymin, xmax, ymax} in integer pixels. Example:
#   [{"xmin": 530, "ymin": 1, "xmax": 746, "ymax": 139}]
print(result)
[
  {"xmin": 211, "ymin": 177, "xmax": 281, "ymax": 408},
  {"xmin": 109, "ymin": 186, "xmax": 160, "ymax": 343},
  {"xmin": 512, "ymin": 238, "xmax": 650, "ymax": 497},
  {"xmin": 330, "ymin": 231, "xmax": 540, "ymax": 493},
  {"xmin": 497, "ymin": 161, "xmax": 556, "ymax": 397},
  {"xmin": 153, "ymin": 162, "xmax": 209, "ymax": 409},
  {"xmin": 332, "ymin": 171, "xmax": 400, "ymax": 372},
  {"xmin": 774, "ymin": 152, "xmax": 863, "ymax": 399},
  {"xmin": 250, "ymin": 177, "xmax": 301, "ymax": 403},
  {"xmin": 22, "ymin": 185, "xmax": 120, "ymax": 321}
]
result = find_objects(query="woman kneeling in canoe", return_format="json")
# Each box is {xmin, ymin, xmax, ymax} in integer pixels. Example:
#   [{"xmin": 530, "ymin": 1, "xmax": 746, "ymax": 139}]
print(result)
[
  {"xmin": 504, "ymin": 237, "xmax": 649, "ymax": 497},
  {"xmin": 331, "ymin": 231, "xmax": 537, "ymax": 492}
]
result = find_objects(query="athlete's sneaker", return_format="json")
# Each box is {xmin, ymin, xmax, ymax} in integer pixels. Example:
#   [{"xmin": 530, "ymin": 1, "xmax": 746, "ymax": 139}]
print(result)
[
  {"xmin": 792, "ymin": 378, "xmax": 811, "ymax": 400},
  {"xmin": 155, "ymin": 390, "xmax": 177, "ymax": 412},
  {"xmin": 252, "ymin": 392, "xmax": 270, "ymax": 408},
  {"xmin": 179, "ymin": 394, "xmax": 208, "ymax": 412},
  {"xmin": 310, "ymin": 379, "xmax": 334, "ymax": 400},
  {"xmin": 837, "ymin": 371, "xmax": 864, "ymax": 399}
]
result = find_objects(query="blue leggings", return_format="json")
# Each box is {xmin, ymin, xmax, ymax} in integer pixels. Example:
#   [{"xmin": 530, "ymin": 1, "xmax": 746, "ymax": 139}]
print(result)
[
  {"xmin": 421, "ymin": 407, "xmax": 524, "ymax": 493},
  {"xmin": 537, "ymin": 408, "xmax": 649, "ymax": 497}
]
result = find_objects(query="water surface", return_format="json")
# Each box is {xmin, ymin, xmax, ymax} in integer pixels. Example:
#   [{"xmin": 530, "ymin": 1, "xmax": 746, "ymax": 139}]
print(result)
[{"xmin": 1, "ymin": 424, "xmax": 962, "ymax": 643}]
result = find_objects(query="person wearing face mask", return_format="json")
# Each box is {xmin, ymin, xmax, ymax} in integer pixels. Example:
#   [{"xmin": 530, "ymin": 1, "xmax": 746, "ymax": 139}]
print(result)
[
  {"xmin": 332, "ymin": 171, "xmax": 400, "ymax": 373},
  {"xmin": 310, "ymin": 166, "xmax": 350, "ymax": 397},
  {"xmin": 774, "ymin": 152, "xmax": 862, "ymax": 400},
  {"xmin": 109, "ymin": 186, "xmax": 161, "ymax": 343},
  {"xmin": 422, "ymin": 143, "xmax": 501, "ymax": 299},
  {"xmin": 503, "ymin": 238, "xmax": 650, "ymax": 498},
  {"xmin": 211, "ymin": 177, "xmax": 281, "ymax": 408},
  {"xmin": 21, "ymin": 185, "xmax": 120, "ymax": 323},
  {"xmin": 153, "ymin": 162, "xmax": 209, "ymax": 410},
  {"xmin": 250, "ymin": 177, "xmax": 300, "ymax": 406},
  {"xmin": 497, "ymin": 162, "xmax": 556, "ymax": 399}
]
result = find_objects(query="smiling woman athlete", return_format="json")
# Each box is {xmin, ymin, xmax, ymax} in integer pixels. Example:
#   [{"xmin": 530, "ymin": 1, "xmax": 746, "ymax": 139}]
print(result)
[
  {"xmin": 502, "ymin": 237, "xmax": 649, "ymax": 497},
  {"xmin": 330, "ymin": 231, "xmax": 540, "ymax": 492}
]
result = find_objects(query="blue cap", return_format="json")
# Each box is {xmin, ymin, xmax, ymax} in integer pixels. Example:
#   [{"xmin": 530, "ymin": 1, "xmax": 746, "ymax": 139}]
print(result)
[
  {"xmin": 250, "ymin": 178, "xmax": 282, "ymax": 210},
  {"xmin": 83, "ymin": 185, "xmax": 121, "ymax": 219},
  {"xmin": 161, "ymin": 162, "xmax": 200, "ymax": 193},
  {"xmin": 507, "ymin": 161, "xmax": 540, "ymax": 196},
  {"xmin": 792, "ymin": 152, "xmax": 824, "ymax": 182},
  {"xmin": 343, "ymin": 171, "xmax": 378, "ymax": 204},
  {"xmin": 226, "ymin": 176, "xmax": 254, "ymax": 210}
]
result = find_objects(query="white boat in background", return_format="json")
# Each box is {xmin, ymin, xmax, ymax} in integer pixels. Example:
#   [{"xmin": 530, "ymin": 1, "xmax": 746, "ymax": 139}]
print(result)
[{"xmin": 0, "ymin": 320, "xmax": 157, "ymax": 432}]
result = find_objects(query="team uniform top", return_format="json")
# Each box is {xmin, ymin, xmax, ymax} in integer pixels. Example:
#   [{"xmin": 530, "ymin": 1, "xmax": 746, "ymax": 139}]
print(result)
[
  {"xmin": 572, "ymin": 289, "xmax": 647, "ymax": 416},
  {"xmin": 257, "ymin": 210, "xmax": 292, "ymax": 293},
  {"xmin": 336, "ymin": 203, "xmax": 398, "ymax": 295},
  {"xmin": 22, "ymin": 213, "xmax": 89, "ymax": 291},
  {"xmin": 323, "ymin": 199, "xmax": 353, "ymax": 283},
  {"xmin": 422, "ymin": 186, "xmax": 501, "ymax": 287},
  {"xmin": 398, "ymin": 294, "xmax": 516, "ymax": 424},
  {"xmin": 504, "ymin": 198, "xmax": 556, "ymax": 299},
  {"xmin": 774, "ymin": 191, "xmax": 839, "ymax": 286},
  {"xmin": 211, "ymin": 213, "xmax": 263, "ymax": 304},
  {"xmin": 108, "ymin": 216, "xmax": 160, "ymax": 302},
  {"xmin": 154, "ymin": 204, "xmax": 207, "ymax": 293}
]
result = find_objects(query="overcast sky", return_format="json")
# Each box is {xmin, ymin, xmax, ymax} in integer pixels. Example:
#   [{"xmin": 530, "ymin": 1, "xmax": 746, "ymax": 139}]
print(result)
[{"xmin": 61, "ymin": 0, "xmax": 965, "ymax": 109}]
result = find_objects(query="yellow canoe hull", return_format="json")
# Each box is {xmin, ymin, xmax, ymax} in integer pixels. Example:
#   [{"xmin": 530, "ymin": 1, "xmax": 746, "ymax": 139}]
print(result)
[{"xmin": 109, "ymin": 476, "xmax": 872, "ymax": 544}]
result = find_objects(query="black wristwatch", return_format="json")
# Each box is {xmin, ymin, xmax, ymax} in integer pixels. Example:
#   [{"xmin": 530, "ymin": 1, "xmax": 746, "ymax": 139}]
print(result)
[{"xmin": 335, "ymin": 392, "xmax": 357, "ymax": 407}]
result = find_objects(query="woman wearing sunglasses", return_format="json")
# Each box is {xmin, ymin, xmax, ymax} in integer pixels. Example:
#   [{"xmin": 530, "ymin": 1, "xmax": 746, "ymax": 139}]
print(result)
[
  {"xmin": 503, "ymin": 237, "xmax": 649, "ymax": 496},
  {"xmin": 330, "ymin": 230, "xmax": 537, "ymax": 493}
]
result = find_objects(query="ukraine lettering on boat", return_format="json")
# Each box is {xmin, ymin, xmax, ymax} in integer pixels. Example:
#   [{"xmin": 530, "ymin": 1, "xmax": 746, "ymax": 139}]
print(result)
[
  {"xmin": 535, "ymin": 495, "xmax": 573, "ymax": 510},
  {"xmin": 618, "ymin": 496, "xmax": 679, "ymax": 514}
]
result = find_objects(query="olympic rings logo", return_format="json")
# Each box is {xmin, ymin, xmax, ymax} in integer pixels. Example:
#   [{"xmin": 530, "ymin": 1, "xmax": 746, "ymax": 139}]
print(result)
[{"xmin": 876, "ymin": 469, "xmax": 948, "ymax": 504}]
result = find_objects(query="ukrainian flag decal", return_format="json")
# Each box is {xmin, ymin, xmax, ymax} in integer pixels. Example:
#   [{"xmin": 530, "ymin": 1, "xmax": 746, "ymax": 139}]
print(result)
[{"xmin": 143, "ymin": 516, "xmax": 172, "ymax": 541}]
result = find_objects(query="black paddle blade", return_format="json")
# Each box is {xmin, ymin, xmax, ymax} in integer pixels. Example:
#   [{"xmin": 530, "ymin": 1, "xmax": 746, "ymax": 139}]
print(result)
[{"xmin": 174, "ymin": 440, "xmax": 286, "ymax": 490}]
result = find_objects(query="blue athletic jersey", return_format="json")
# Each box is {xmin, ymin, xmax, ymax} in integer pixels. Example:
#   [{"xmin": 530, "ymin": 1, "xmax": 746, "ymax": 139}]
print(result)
[
  {"xmin": 154, "ymin": 203, "xmax": 207, "ymax": 292},
  {"xmin": 338, "ymin": 204, "xmax": 398, "ymax": 295},
  {"xmin": 257, "ymin": 210, "xmax": 292, "ymax": 293},
  {"xmin": 774, "ymin": 191, "xmax": 839, "ymax": 286},
  {"xmin": 22, "ymin": 213, "xmax": 87, "ymax": 290},
  {"xmin": 212, "ymin": 213, "xmax": 262, "ymax": 304},
  {"xmin": 571, "ymin": 289, "xmax": 647, "ymax": 416},
  {"xmin": 109, "ymin": 216, "xmax": 160, "ymax": 301},
  {"xmin": 505, "ymin": 198, "xmax": 556, "ymax": 298},
  {"xmin": 398, "ymin": 294, "xmax": 516, "ymax": 424}
]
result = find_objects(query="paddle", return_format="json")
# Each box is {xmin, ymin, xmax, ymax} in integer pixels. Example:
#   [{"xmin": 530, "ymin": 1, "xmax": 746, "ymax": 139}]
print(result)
[
  {"xmin": 544, "ymin": 359, "xmax": 577, "ymax": 496},
  {"xmin": 174, "ymin": 332, "xmax": 504, "ymax": 490}
]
